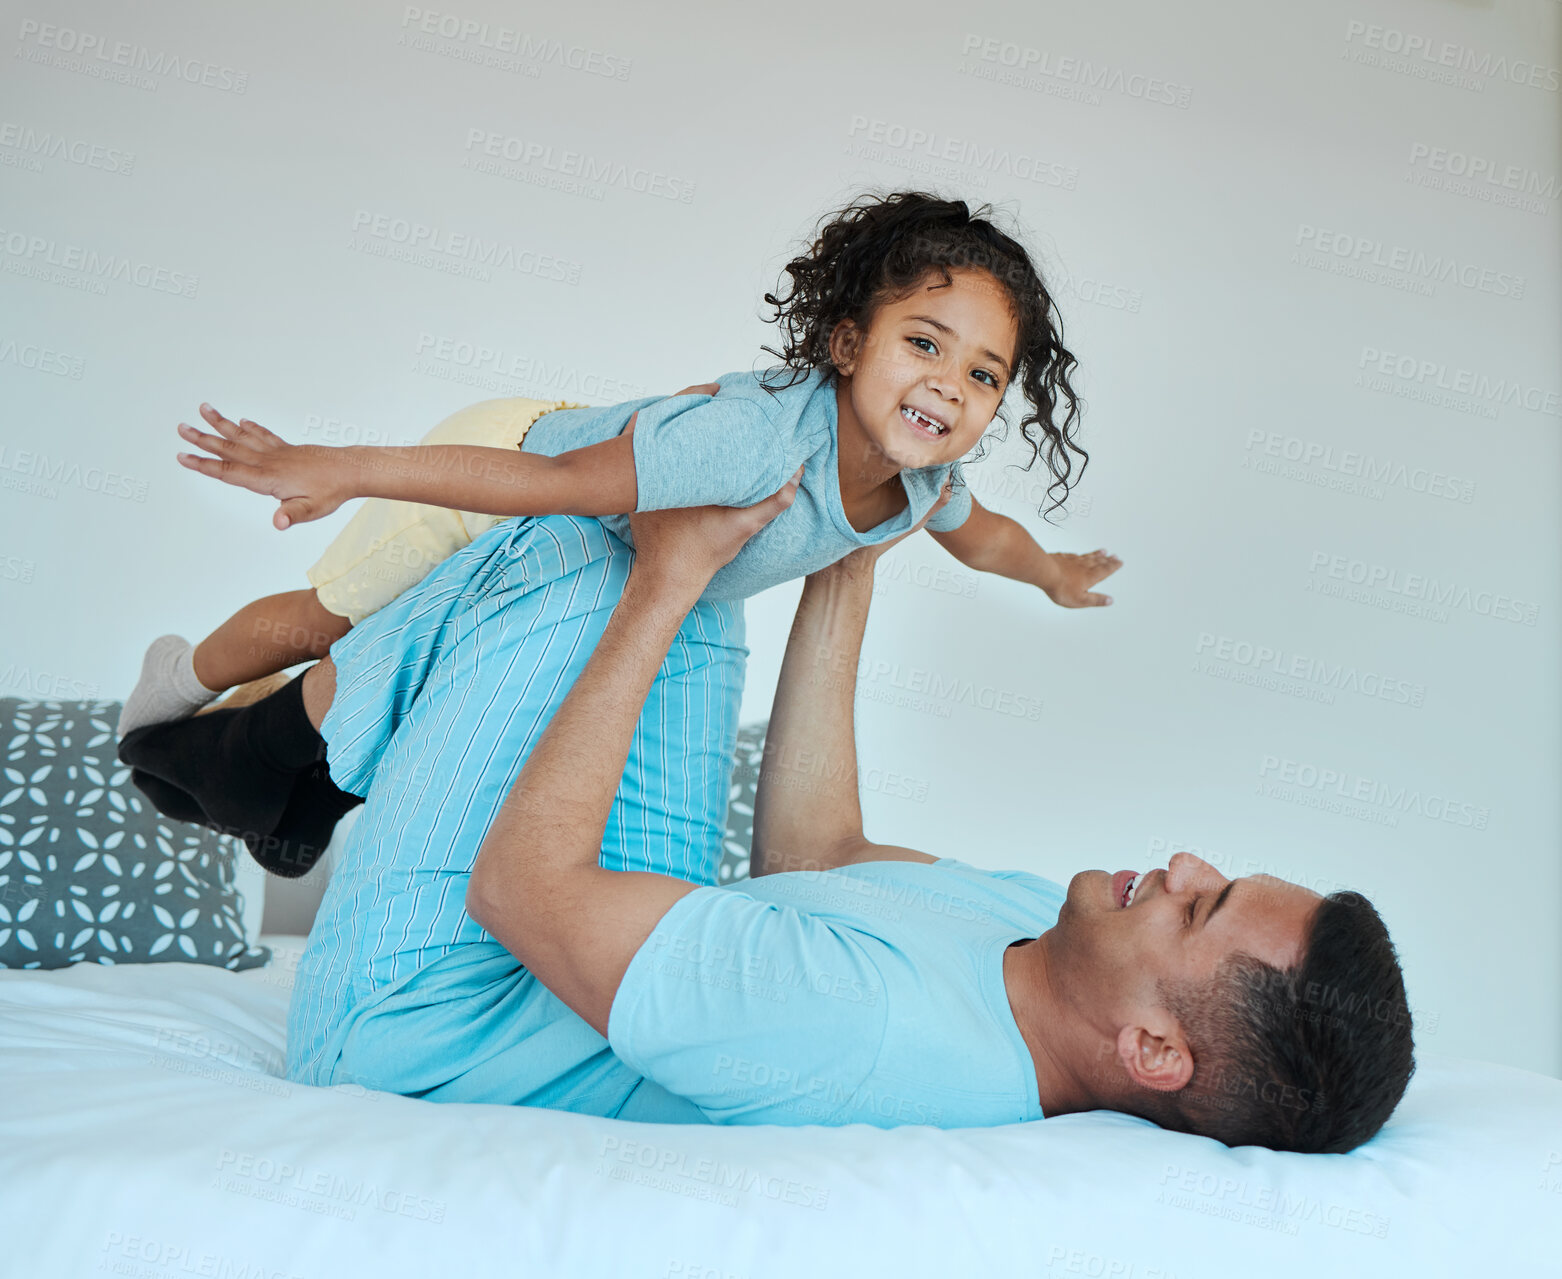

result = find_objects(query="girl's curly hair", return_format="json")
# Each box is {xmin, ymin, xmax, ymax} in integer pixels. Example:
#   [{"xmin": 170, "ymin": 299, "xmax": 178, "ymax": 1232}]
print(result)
[{"xmin": 757, "ymin": 189, "xmax": 1085, "ymax": 520}]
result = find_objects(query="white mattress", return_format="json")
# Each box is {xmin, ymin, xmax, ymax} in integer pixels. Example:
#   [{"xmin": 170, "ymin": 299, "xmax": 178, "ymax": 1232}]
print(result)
[{"xmin": 2, "ymin": 937, "xmax": 1557, "ymax": 1279}]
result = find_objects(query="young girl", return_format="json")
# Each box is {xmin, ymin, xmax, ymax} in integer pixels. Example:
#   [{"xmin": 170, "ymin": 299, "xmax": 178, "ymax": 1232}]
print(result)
[{"xmin": 119, "ymin": 189, "xmax": 1121, "ymax": 874}]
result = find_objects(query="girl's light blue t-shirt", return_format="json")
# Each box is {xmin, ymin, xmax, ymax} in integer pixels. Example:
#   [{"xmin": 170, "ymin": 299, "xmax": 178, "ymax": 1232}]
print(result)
[
  {"xmin": 606, "ymin": 857, "xmax": 1065, "ymax": 1128},
  {"xmin": 521, "ymin": 366, "xmax": 974, "ymax": 601}
]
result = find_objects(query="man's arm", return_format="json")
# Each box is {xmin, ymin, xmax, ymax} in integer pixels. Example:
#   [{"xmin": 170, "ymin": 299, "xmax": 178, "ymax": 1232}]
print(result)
[
  {"xmin": 749, "ymin": 559, "xmax": 941, "ymax": 879},
  {"xmin": 463, "ymin": 475, "xmax": 799, "ymax": 1037}
]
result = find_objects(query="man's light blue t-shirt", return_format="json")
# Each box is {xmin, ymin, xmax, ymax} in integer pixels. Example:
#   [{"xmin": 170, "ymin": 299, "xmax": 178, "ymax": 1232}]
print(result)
[
  {"xmin": 607, "ymin": 857, "xmax": 1065, "ymax": 1128},
  {"xmin": 522, "ymin": 366, "xmax": 974, "ymax": 601}
]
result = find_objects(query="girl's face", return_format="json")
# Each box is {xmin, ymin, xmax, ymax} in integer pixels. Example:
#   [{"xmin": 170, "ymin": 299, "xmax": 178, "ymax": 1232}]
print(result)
[{"xmin": 831, "ymin": 267, "xmax": 1019, "ymax": 473}]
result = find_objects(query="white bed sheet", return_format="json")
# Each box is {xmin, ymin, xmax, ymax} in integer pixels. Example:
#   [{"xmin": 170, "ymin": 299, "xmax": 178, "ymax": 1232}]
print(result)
[{"xmin": 2, "ymin": 936, "xmax": 1557, "ymax": 1279}]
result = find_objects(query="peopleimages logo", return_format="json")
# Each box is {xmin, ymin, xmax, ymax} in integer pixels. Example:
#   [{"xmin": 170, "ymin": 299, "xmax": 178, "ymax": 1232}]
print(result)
[
  {"xmin": 855, "ymin": 655, "xmax": 1043, "ymax": 720},
  {"xmin": 14, "ymin": 19, "xmax": 249, "ymax": 92},
  {"xmin": 1405, "ymin": 142, "xmax": 1560, "ymax": 203},
  {"xmin": 398, "ymin": 7, "xmax": 631, "ymax": 79},
  {"xmin": 0, "ymin": 337, "xmax": 85, "ymax": 380},
  {"xmin": 0, "ymin": 665, "xmax": 100, "ymax": 699},
  {"xmin": 411, "ymin": 332, "xmax": 647, "ymax": 401},
  {"xmin": 0, "ymin": 225, "xmax": 198, "ymax": 298},
  {"xmin": 1306, "ymin": 550, "xmax": 1539, "ymax": 626},
  {"xmin": 1294, "ymin": 225, "xmax": 1524, "ymax": 299},
  {"xmin": 461, "ymin": 128, "xmax": 697, "ymax": 203},
  {"xmin": 1258, "ymin": 756, "xmax": 1490, "ymax": 830},
  {"xmin": 1344, "ymin": 21, "xmax": 1560, "ymax": 92},
  {"xmin": 0, "ymin": 444, "xmax": 148, "ymax": 502},
  {"xmin": 348, "ymin": 210, "xmax": 582, "ymax": 284},
  {"xmin": 845, "ymin": 116, "xmax": 1078, "ymax": 190},
  {"xmin": 1356, "ymin": 347, "xmax": 1560, "ymax": 420},
  {"xmin": 959, "ymin": 33, "xmax": 1193, "ymax": 107},
  {"xmin": 1194, "ymin": 632, "xmax": 1426, "ymax": 707},
  {"xmin": 1243, "ymin": 429, "xmax": 1476, "ymax": 504},
  {"xmin": 0, "ymin": 123, "xmax": 135, "ymax": 175}
]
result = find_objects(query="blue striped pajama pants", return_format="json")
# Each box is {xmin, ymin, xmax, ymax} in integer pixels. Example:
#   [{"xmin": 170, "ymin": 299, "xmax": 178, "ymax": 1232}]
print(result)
[{"xmin": 285, "ymin": 515, "xmax": 745, "ymax": 1120}]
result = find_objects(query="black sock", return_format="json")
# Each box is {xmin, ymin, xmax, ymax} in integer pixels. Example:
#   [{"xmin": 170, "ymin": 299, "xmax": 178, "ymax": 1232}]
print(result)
[
  {"xmin": 128, "ymin": 769, "xmax": 212, "ymax": 828},
  {"xmin": 117, "ymin": 674, "xmax": 329, "ymax": 844},
  {"xmin": 245, "ymin": 761, "xmax": 365, "ymax": 879},
  {"xmin": 244, "ymin": 674, "xmax": 329, "ymax": 773}
]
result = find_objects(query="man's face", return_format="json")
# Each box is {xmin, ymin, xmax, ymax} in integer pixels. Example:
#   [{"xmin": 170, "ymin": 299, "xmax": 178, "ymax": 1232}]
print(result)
[{"xmin": 1046, "ymin": 852, "xmax": 1324, "ymax": 1076}]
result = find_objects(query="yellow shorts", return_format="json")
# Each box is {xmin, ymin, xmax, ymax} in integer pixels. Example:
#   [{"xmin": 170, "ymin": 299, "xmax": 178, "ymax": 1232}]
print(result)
[{"xmin": 307, "ymin": 395, "xmax": 589, "ymax": 625}]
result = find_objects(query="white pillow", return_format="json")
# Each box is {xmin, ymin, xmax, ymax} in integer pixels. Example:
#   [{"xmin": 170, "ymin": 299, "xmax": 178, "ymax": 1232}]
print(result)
[{"xmin": 231, "ymin": 850, "xmax": 267, "ymax": 947}]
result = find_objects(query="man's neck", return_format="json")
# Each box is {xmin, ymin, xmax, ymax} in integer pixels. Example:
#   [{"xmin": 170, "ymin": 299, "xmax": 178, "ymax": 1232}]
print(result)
[{"xmin": 1002, "ymin": 934, "xmax": 1101, "ymax": 1118}]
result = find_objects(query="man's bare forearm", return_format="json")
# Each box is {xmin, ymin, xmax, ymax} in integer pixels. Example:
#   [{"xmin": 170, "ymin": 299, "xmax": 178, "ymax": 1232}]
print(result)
[
  {"xmin": 471, "ymin": 565, "xmax": 699, "ymax": 901},
  {"xmin": 463, "ymin": 483, "xmax": 802, "ymax": 1035},
  {"xmin": 463, "ymin": 561, "xmax": 708, "ymax": 1034},
  {"xmin": 750, "ymin": 561, "xmax": 876, "ymax": 876}
]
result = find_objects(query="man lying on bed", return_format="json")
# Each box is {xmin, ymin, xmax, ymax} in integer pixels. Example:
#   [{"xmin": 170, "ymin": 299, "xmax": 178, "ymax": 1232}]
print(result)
[{"xmin": 357, "ymin": 483, "xmax": 1408, "ymax": 1154}]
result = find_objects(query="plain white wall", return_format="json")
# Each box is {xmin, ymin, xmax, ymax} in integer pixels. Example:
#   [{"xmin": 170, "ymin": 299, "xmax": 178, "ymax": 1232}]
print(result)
[{"xmin": 1, "ymin": 0, "xmax": 1557, "ymax": 1076}]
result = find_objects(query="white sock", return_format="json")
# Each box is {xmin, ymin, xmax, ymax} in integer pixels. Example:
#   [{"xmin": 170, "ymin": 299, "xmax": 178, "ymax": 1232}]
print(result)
[{"xmin": 117, "ymin": 635, "xmax": 221, "ymax": 738}]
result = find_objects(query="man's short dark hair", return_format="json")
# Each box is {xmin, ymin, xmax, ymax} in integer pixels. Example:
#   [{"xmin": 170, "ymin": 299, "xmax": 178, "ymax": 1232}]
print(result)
[{"xmin": 1147, "ymin": 890, "xmax": 1415, "ymax": 1153}]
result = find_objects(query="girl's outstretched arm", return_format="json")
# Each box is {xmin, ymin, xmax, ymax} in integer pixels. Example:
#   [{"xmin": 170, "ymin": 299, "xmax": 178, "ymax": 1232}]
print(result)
[
  {"xmin": 929, "ymin": 497, "xmax": 1121, "ymax": 608},
  {"xmin": 177, "ymin": 404, "xmax": 637, "ymax": 531},
  {"xmin": 176, "ymin": 382, "xmax": 720, "ymax": 531}
]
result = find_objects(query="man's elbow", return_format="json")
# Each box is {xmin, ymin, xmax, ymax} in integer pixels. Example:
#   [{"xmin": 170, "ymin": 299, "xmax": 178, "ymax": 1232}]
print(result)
[
  {"xmin": 465, "ymin": 875, "xmax": 531, "ymax": 962},
  {"xmin": 750, "ymin": 832, "xmax": 859, "ymax": 878},
  {"xmin": 465, "ymin": 873, "xmax": 499, "ymax": 932}
]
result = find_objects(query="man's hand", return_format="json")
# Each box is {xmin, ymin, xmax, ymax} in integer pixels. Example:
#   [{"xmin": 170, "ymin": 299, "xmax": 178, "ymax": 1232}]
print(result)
[
  {"xmin": 1040, "ymin": 549, "xmax": 1121, "ymax": 608},
  {"xmin": 177, "ymin": 403, "xmax": 349, "ymax": 530}
]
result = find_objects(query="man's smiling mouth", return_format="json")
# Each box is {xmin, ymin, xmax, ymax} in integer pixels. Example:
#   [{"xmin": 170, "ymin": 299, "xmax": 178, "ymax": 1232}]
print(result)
[{"xmin": 1120, "ymin": 872, "xmax": 1144, "ymax": 908}]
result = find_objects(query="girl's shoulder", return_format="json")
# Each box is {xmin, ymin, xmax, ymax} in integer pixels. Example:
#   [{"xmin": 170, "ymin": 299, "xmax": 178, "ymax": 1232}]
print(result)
[
  {"xmin": 719, "ymin": 365, "xmax": 830, "ymax": 418},
  {"xmin": 695, "ymin": 368, "xmax": 834, "ymax": 457}
]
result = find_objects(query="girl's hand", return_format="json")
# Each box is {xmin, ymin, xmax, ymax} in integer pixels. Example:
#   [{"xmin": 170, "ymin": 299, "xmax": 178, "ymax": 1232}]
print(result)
[
  {"xmin": 1041, "ymin": 549, "xmax": 1121, "ymax": 608},
  {"xmin": 628, "ymin": 466, "xmax": 804, "ymax": 590},
  {"xmin": 176, "ymin": 403, "xmax": 348, "ymax": 530}
]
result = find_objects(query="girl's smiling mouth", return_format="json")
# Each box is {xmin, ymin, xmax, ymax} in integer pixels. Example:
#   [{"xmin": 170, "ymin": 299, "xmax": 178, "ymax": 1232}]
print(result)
[{"xmin": 900, "ymin": 404, "xmax": 950, "ymax": 437}]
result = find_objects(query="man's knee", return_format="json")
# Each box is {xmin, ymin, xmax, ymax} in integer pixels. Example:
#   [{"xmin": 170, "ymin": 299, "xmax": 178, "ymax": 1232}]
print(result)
[{"xmin": 301, "ymin": 657, "xmax": 336, "ymax": 732}]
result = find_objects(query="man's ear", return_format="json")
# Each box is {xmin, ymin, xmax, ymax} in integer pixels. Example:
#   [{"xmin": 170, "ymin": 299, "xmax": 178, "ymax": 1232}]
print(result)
[
  {"xmin": 1116, "ymin": 1021, "xmax": 1194, "ymax": 1093},
  {"xmin": 828, "ymin": 318, "xmax": 862, "ymax": 376}
]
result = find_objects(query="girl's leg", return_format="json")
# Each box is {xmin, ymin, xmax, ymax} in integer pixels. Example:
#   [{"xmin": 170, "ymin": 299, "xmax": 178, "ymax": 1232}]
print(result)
[
  {"xmin": 117, "ymin": 588, "xmax": 349, "ymax": 738},
  {"xmin": 192, "ymin": 589, "xmax": 350, "ymax": 691},
  {"xmin": 118, "ymin": 663, "xmax": 361, "ymax": 879},
  {"xmin": 119, "ymin": 505, "xmax": 524, "ymax": 877}
]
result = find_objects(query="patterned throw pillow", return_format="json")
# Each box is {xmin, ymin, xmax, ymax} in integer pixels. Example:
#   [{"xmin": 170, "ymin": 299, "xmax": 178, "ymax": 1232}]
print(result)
[
  {"xmin": 716, "ymin": 721, "xmax": 766, "ymax": 884},
  {"xmin": 0, "ymin": 698, "xmax": 270, "ymax": 971}
]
